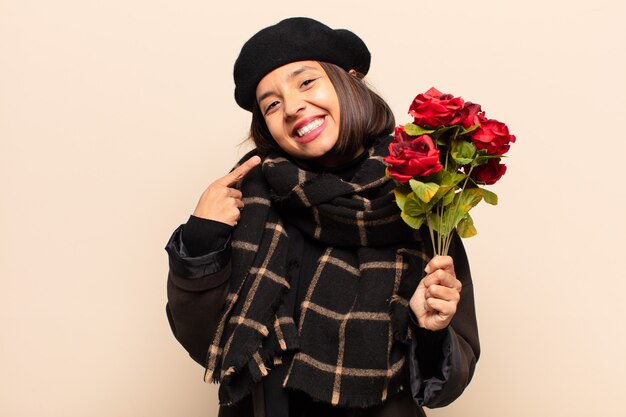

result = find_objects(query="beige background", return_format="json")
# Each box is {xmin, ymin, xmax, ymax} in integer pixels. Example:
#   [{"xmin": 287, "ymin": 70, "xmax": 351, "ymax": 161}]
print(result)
[{"xmin": 1, "ymin": 0, "xmax": 625, "ymax": 416}]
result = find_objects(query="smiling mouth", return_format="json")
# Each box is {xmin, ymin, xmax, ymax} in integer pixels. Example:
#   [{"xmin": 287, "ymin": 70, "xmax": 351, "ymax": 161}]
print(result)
[{"xmin": 295, "ymin": 117, "xmax": 324, "ymax": 137}]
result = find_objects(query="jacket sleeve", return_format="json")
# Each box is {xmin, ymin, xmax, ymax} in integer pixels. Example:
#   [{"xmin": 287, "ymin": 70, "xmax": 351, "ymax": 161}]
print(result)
[
  {"xmin": 408, "ymin": 232, "xmax": 481, "ymax": 408},
  {"xmin": 164, "ymin": 221, "xmax": 233, "ymax": 366}
]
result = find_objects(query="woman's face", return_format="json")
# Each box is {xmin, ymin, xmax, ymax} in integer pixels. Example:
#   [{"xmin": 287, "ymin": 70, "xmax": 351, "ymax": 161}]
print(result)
[{"xmin": 256, "ymin": 61, "xmax": 342, "ymax": 166}]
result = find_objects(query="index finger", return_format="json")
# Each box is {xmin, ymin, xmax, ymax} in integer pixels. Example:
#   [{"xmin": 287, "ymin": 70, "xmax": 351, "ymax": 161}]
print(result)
[
  {"xmin": 424, "ymin": 255, "xmax": 455, "ymax": 275},
  {"xmin": 216, "ymin": 155, "xmax": 262, "ymax": 187}
]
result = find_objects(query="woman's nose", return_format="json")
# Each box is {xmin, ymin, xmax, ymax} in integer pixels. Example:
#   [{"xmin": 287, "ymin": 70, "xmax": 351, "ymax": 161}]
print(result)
[{"xmin": 283, "ymin": 92, "xmax": 305, "ymax": 117}]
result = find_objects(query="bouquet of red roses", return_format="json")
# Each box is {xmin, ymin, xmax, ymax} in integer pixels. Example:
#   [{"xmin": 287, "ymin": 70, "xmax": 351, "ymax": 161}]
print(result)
[{"xmin": 384, "ymin": 87, "xmax": 516, "ymax": 256}]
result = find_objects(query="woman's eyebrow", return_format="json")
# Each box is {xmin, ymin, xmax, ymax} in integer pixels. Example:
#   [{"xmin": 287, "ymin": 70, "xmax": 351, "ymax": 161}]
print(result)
[{"xmin": 287, "ymin": 65, "xmax": 318, "ymax": 80}]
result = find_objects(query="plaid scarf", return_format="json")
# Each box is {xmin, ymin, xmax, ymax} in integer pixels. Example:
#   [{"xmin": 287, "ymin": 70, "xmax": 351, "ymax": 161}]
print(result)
[{"xmin": 204, "ymin": 136, "xmax": 429, "ymax": 408}]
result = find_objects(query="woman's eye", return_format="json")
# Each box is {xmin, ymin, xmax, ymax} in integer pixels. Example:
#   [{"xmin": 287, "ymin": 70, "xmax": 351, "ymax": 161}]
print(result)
[
  {"xmin": 301, "ymin": 78, "xmax": 316, "ymax": 88},
  {"xmin": 265, "ymin": 101, "xmax": 279, "ymax": 114}
]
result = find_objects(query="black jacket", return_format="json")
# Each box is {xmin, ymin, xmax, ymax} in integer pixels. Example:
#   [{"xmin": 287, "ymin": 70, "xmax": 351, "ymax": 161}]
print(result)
[{"xmin": 165, "ymin": 156, "xmax": 480, "ymax": 416}]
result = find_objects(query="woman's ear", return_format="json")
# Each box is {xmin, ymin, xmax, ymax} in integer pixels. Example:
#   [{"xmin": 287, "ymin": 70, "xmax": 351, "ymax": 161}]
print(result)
[{"xmin": 348, "ymin": 69, "xmax": 365, "ymax": 79}]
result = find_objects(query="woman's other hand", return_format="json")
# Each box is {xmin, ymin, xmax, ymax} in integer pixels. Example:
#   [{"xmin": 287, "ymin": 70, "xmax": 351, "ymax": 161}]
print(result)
[
  {"xmin": 410, "ymin": 255, "xmax": 462, "ymax": 331},
  {"xmin": 192, "ymin": 155, "xmax": 261, "ymax": 226}
]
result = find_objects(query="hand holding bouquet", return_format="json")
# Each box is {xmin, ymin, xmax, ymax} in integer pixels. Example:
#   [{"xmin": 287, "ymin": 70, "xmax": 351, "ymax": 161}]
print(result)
[{"xmin": 384, "ymin": 87, "xmax": 516, "ymax": 256}]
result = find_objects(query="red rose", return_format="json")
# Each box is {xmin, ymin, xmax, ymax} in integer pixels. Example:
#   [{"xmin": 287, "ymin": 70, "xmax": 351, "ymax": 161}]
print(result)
[
  {"xmin": 408, "ymin": 87, "xmax": 464, "ymax": 128},
  {"xmin": 469, "ymin": 118, "xmax": 516, "ymax": 155},
  {"xmin": 471, "ymin": 158, "xmax": 507, "ymax": 185},
  {"xmin": 460, "ymin": 102, "xmax": 484, "ymax": 129},
  {"xmin": 384, "ymin": 127, "xmax": 443, "ymax": 182}
]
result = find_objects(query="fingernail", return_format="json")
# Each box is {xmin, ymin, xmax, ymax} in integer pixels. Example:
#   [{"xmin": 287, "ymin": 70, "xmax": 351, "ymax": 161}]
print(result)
[{"xmin": 424, "ymin": 264, "xmax": 431, "ymax": 274}]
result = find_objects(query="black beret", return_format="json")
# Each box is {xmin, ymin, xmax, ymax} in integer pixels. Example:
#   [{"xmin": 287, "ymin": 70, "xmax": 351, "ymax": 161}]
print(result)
[{"xmin": 233, "ymin": 17, "xmax": 371, "ymax": 111}]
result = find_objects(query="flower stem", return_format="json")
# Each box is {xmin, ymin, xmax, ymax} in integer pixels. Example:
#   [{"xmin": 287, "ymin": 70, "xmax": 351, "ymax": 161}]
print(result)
[
  {"xmin": 439, "ymin": 200, "xmax": 444, "ymax": 255},
  {"xmin": 426, "ymin": 214, "xmax": 437, "ymax": 256},
  {"xmin": 444, "ymin": 166, "xmax": 474, "ymax": 255}
]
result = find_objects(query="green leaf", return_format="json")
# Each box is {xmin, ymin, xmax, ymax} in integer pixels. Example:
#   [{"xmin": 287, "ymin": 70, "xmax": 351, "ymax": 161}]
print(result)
[
  {"xmin": 454, "ymin": 188, "xmax": 483, "ymax": 215},
  {"xmin": 423, "ymin": 189, "xmax": 483, "ymax": 238},
  {"xmin": 430, "ymin": 125, "xmax": 460, "ymax": 146},
  {"xmin": 427, "ymin": 212, "xmax": 443, "ymax": 234},
  {"xmin": 435, "ymin": 125, "xmax": 460, "ymax": 136},
  {"xmin": 472, "ymin": 152, "xmax": 504, "ymax": 167},
  {"xmin": 457, "ymin": 213, "xmax": 478, "ymax": 238},
  {"xmin": 460, "ymin": 123, "xmax": 480, "ymax": 135},
  {"xmin": 451, "ymin": 139, "xmax": 476, "ymax": 165},
  {"xmin": 393, "ymin": 186, "xmax": 410, "ymax": 210},
  {"xmin": 428, "ymin": 212, "xmax": 454, "ymax": 236},
  {"xmin": 426, "ymin": 188, "xmax": 483, "ymax": 241},
  {"xmin": 404, "ymin": 122, "xmax": 435, "ymax": 136},
  {"xmin": 430, "ymin": 184, "xmax": 454, "ymax": 207},
  {"xmin": 441, "ymin": 188, "xmax": 456, "ymax": 206},
  {"xmin": 435, "ymin": 136, "xmax": 448, "ymax": 146},
  {"xmin": 482, "ymin": 189, "xmax": 498, "ymax": 205},
  {"xmin": 472, "ymin": 155, "xmax": 488, "ymax": 167},
  {"xmin": 401, "ymin": 212, "xmax": 426, "ymax": 230},
  {"xmin": 439, "ymin": 170, "xmax": 467, "ymax": 187},
  {"xmin": 403, "ymin": 192, "xmax": 431, "ymax": 216},
  {"xmin": 409, "ymin": 179, "xmax": 440, "ymax": 203}
]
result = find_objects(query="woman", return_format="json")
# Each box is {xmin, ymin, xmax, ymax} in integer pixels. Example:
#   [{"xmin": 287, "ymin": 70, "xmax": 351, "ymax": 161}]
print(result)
[{"xmin": 165, "ymin": 17, "xmax": 479, "ymax": 417}]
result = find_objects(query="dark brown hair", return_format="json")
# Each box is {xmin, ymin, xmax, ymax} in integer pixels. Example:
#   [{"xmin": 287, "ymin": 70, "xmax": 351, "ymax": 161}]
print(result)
[{"xmin": 249, "ymin": 62, "xmax": 395, "ymax": 158}]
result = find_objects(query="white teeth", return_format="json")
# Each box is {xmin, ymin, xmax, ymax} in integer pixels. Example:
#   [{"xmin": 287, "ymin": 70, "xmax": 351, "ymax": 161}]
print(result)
[{"xmin": 296, "ymin": 118, "xmax": 323, "ymax": 137}]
